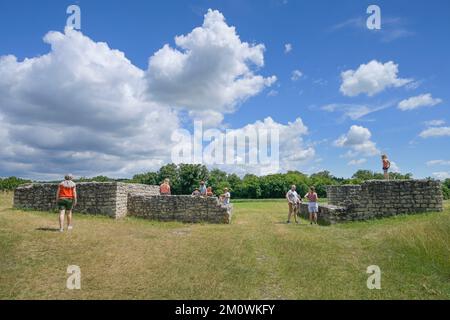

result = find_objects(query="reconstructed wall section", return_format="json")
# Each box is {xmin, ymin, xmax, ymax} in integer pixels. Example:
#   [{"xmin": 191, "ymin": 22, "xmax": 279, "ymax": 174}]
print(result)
[
  {"xmin": 13, "ymin": 182, "xmax": 159, "ymax": 218},
  {"xmin": 300, "ymin": 180, "xmax": 443, "ymax": 224},
  {"xmin": 14, "ymin": 182, "xmax": 232, "ymax": 223},
  {"xmin": 127, "ymin": 194, "xmax": 232, "ymax": 224}
]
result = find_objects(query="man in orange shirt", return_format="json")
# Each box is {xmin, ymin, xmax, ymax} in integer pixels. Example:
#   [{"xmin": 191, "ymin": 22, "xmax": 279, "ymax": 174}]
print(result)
[{"xmin": 56, "ymin": 174, "xmax": 77, "ymax": 232}]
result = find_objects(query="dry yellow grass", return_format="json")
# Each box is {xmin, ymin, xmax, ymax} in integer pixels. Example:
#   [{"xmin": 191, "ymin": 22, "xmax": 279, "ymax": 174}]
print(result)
[{"xmin": 0, "ymin": 192, "xmax": 449, "ymax": 299}]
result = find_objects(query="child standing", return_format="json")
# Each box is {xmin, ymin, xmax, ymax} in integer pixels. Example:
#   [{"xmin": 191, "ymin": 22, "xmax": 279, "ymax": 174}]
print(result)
[
  {"xmin": 381, "ymin": 154, "xmax": 391, "ymax": 180},
  {"xmin": 305, "ymin": 187, "xmax": 319, "ymax": 225}
]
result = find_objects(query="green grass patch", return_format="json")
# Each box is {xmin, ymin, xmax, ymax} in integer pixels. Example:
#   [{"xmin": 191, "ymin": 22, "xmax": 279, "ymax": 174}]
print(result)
[{"xmin": 0, "ymin": 192, "xmax": 449, "ymax": 299}]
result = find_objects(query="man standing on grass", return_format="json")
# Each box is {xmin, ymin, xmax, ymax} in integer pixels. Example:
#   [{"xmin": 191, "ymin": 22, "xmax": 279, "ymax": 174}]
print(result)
[
  {"xmin": 286, "ymin": 185, "xmax": 301, "ymax": 224},
  {"xmin": 56, "ymin": 174, "xmax": 77, "ymax": 232}
]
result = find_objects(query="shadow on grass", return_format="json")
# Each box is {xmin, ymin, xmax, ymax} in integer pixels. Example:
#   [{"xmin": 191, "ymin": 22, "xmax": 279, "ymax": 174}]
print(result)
[{"xmin": 35, "ymin": 227, "xmax": 60, "ymax": 232}]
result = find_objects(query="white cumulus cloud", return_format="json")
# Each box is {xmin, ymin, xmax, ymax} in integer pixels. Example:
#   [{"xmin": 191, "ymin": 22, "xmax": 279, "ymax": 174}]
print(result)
[
  {"xmin": 284, "ymin": 43, "xmax": 293, "ymax": 53},
  {"xmin": 291, "ymin": 69, "xmax": 303, "ymax": 81},
  {"xmin": 201, "ymin": 117, "xmax": 315, "ymax": 176},
  {"xmin": 398, "ymin": 93, "xmax": 442, "ymax": 111},
  {"xmin": 334, "ymin": 125, "xmax": 380, "ymax": 157},
  {"xmin": 340, "ymin": 60, "xmax": 412, "ymax": 97},
  {"xmin": 146, "ymin": 9, "xmax": 276, "ymax": 112},
  {"xmin": 419, "ymin": 127, "xmax": 450, "ymax": 138}
]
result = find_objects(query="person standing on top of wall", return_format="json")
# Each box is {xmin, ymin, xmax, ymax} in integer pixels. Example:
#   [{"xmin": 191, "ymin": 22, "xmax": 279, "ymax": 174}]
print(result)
[
  {"xmin": 56, "ymin": 174, "xmax": 77, "ymax": 232},
  {"xmin": 160, "ymin": 178, "xmax": 171, "ymax": 195},
  {"xmin": 286, "ymin": 185, "xmax": 300, "ymax": 224},
  {"xmin": 381, "ymin": 154, "xmax": 391, "ymax": 180},
  {"xmin": 199, "ymin": 180, "xmax": 207, "ymax": 196},
  {"xmin": 304, "ymin": 186, "xmax": 319, "ymax": 225}
]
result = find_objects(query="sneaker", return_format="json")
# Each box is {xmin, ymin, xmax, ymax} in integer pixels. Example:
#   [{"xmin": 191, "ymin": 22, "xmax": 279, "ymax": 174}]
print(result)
[
  {"xmin": 286, "ymin": 221, "xmax": 291, "ymax": 224},
  {"xmin": 67, "ymin": 225, "xmax": 73, "ymax": 231},
  {"xmin": 59, "ymin": 228, "xmax": 64, "ymax": 232}
]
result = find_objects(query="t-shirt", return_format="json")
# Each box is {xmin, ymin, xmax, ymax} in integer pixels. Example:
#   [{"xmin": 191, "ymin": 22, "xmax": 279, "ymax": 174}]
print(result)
[
  {"xmin": 223, "ymin": 192, "xmax": 231, "ymax": 205},
  {"xmin": 382, "ymin": 159, "xmax": 391, "ymax": 170},
  {"xmin": 59, "ymin": 181, "xmax": 76, "ymax": 199},
  {"xmin": 200, "ymin": 185, "xmax": 207, "ymax": 195},
  {"xmin": 287, "ymin": 190, "xmax": 299, "ymax": 203}
]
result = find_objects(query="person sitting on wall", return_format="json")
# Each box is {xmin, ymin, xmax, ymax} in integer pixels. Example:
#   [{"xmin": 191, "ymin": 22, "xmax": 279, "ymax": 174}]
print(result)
[
  {"xmin": 191, "ymin": 188, "xmax": 201, "ymax": 196},
  {"xmin": 160, "ymin": 178, "xmax": 171, "ymax": 195},
  {"xmin": 56, "ymin": 174, "xmax": 77, "ymax": 232},
  {"xmin": 206, "ymin": 186, "xmax": 214, "ymax": 197},
  {"xmin": 220, "ymin": 188, "xmax": 231, "ymax": 206},
  {"xmin": 304, "ymin": 186, "xmax": 319, "ymax": 225},
  {"xmin": 286, "ymin": 185, "xmax": 300, "ymax": 224},
  {"xmin": 199, "ymin": 180, "xmax": 207, "ymax": 196}
]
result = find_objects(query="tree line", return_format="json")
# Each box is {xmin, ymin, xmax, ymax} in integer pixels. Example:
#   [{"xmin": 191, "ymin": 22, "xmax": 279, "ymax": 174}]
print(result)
[{"xmin": 4, "ymin": 164, "xmax": 448, "ymax": 200}]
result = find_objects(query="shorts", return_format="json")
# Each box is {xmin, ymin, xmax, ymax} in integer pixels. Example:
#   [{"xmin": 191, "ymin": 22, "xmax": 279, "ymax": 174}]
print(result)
[
  {"xmin": 288, "ymin": 202, "xmax": 298, "ymax": 214},
  {"xmin": 58, "ymin": 198, "xmax": 73, "ymax": 210},
  {"xmin": 308, "ymin": 202, "xmax": 318, "ymax": 213},
  {"xmin": 383, "ymin": 168, "xmax": 389, "ymax": 173}
]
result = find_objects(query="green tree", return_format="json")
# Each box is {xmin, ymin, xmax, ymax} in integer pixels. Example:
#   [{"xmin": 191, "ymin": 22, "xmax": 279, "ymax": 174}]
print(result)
[
  {"xmin": 0, "ymin": 177, "xmax": 32, "ymax": 191},
  {"xmin": 76, "ymin": 176, "xmax": 113, "ymax": 182},
  {"xmin": 131, "ymin": 172, "xmax": 158, "ymax": 185},
  {"xmin": 237, "ymin": 174, "xmax": 262, "ymax": 199},
  {"xmin": 178, "ymin": 164, "xmax": 209, "ymax": 194}
]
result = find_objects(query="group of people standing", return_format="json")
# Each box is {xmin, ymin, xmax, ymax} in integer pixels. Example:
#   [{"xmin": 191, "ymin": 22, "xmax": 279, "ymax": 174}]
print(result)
[
  {"xmin": 286, "ymin": 185, "xmax": 319, "ymax": 225},
  {"xmin": 284, "ymin": 154, "xmax": 392, "ymax": 225}
]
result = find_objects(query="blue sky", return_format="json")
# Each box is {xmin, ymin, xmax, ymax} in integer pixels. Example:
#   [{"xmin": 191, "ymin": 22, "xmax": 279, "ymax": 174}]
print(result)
[{"xmin": 0, "ymin": 0, "xmax": 449, "ymax": 180}]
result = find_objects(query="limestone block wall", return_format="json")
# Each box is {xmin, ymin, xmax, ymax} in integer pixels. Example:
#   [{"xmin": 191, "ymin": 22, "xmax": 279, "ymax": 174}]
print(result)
[
  {"xmin": 326, "ymin": 180, "xmax": 443, "ymax": 221},
  {"xmin": 127, "ymin": 194, "xmax": 232, "ymax": 224},
  {"xmin": 13, "ymin": 182, "xmax": 159, "ymax": 218},
  {"xmin": 298, "ymin": 203, "xmax": 347, "ymax": 225},
  {"xmin": 116, "ymin": 183, "xmax": 160, "ymax": 218}
]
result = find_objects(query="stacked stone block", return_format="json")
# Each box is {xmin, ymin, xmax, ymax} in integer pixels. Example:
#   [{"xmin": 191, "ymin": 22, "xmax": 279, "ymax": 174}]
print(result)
[{"xmin": 127, "ymin": 194, "xmax": 232, "ymax": 224}]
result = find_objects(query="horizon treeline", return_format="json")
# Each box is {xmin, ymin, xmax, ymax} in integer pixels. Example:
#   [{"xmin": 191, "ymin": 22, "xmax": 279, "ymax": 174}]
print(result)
[{"xmin": 3, "ymin": 163, "xmax": 449, "ymax": 199}]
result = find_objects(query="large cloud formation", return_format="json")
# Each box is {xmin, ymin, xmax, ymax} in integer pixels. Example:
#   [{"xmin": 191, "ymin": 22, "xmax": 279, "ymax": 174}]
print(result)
[
  {"xmin": 0, "ymin": 10, "xmax": 312, "ymax": 180},
  {"xmin": 146, "ymin": 9, "xmax": 276, "ymax": 114},
  {"xmin": 0, "ymin": 29, "xmax": 179, "ymax": 179}
]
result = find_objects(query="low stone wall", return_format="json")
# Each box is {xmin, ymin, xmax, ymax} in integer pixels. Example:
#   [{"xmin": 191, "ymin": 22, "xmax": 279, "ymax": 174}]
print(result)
[
  {"xmin": 13, "ymin": 182, "xmax": 159, "ymax": 218},
  {"xmin": 127, "ymin": 194, "xmax": 232, "ymax": 224},
  {"xmin": 116, "ymin": 183, "xmax": 160, "ymax": 218},
  {"xmin": 324, "ymin": 180, "xmax": 443, "ymax": 221}
]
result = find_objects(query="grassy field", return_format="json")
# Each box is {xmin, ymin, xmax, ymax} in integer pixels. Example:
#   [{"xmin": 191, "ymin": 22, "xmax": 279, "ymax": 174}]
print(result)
[{"xmin": 0, "ymin": 191, "xmax": 449, "ymax": 300}]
